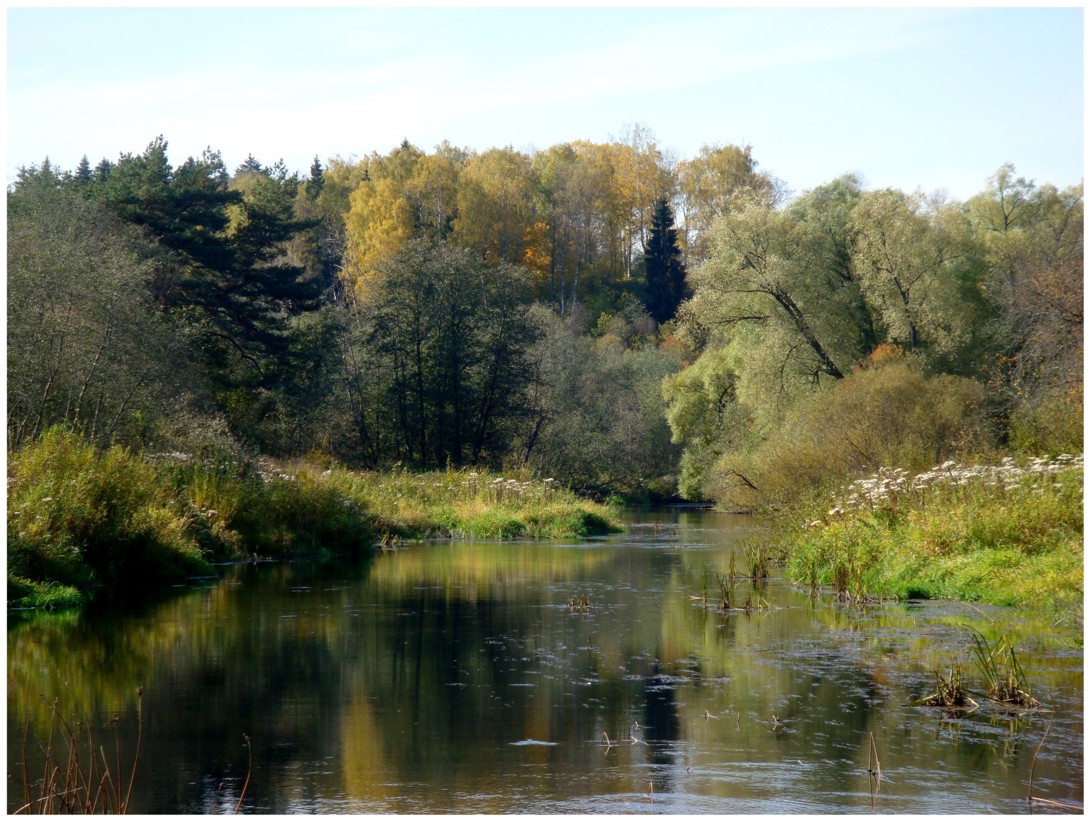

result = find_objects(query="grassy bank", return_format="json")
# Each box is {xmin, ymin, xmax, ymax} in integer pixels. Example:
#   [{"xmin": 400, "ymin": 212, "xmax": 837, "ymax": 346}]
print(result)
[
  {"xmin": 784, "ymin": 455, "xmax": 1083, "ymax": 619},
  {"xmin": 7, "ymin": 429, "xmax": 621, "ymax": 611}
]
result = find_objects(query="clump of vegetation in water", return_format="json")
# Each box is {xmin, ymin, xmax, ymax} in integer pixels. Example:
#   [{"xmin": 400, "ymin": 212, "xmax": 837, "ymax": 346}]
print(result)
[
  {"xmin": 915, "ymin": 660, "xmax": 979, "ymax": 709},
  {"xmin": 14, "ymin": 690, "xmax": 144, "ymax": 814},
  {"xmin": 971, "ymin": 631, "xmax": 1040, "ymax": 708},
  {"xmin": 785, "ymin": 455, "xmax": 1083, "ymax": 616}
]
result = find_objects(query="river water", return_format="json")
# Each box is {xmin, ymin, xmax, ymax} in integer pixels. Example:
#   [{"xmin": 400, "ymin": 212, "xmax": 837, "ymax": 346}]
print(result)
[{"xmin": 7, "ymin": 509, "xmax": 1083, "ymax": 813}]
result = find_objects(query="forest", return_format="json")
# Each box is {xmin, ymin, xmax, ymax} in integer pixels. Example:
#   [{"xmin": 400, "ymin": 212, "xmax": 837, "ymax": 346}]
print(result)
[{"xmin": 8, "ymin": 130, "xmax": 1083, "ymax": 510}]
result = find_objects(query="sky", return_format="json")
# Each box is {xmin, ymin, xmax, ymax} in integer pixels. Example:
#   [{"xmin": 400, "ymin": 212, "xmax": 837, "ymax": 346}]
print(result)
[{"xmin": 5, "ymin": 5, "xmax": 1085, "ymax": 201}]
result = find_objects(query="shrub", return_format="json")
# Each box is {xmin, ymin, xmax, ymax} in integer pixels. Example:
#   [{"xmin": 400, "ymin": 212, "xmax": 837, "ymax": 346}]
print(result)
[{"xmin": 706, "ymin": 357, "xmax": 994, "ymax": 510}]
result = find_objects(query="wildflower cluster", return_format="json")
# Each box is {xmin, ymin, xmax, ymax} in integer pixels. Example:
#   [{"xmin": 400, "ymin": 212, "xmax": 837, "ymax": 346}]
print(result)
[
  {"xmin": 814, "ymin": 454, "xmax": 1082, "ymax": 523},
  {"xmin": 255, "ymin": 458, "xmax": 297, "ymax": 482},
  {"xmin": 484, "ymin": 476, "xmax": 558, "ymax": 503}
]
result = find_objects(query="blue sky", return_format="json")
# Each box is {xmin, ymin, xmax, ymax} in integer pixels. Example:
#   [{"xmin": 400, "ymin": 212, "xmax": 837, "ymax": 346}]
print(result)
[{"xmin": 6, "ymin": 6, "xmax": 1084, "ymax": 201}]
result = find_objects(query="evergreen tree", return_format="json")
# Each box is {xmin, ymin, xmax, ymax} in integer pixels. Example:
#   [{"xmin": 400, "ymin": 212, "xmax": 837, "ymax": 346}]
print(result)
[
  {"xmin": 93, "ymin": 158, "xmax": 113, "ymax": 182},
  {"xmin": 236, "ymin": 153, "xmax": 263, "ymax": 174},
  {"xmin": 305, "ymin": 155, "xmax": 325, "ymax": 201},
  {"xmin": 643, "ymin": 197, "xmax": 688, "ymax": 323},
  {"xmin": 90, "ymin": 138, "xmax": 320, "ymax": 398},
  {"xmin": 74, "ymin": 155, "xmax": 93, "ymax": 184}
]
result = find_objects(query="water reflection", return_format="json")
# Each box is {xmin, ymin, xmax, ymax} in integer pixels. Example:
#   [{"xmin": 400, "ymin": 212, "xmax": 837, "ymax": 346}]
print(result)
[{"xmin": 7, "ymin": 510, "xmax": 1083, "ymax": 813}]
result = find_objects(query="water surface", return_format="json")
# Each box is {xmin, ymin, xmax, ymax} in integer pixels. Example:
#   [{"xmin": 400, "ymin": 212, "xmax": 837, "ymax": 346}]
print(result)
[{"xmin": 7, "ymin": 509, "xmax": 1083, "ymax": 813}]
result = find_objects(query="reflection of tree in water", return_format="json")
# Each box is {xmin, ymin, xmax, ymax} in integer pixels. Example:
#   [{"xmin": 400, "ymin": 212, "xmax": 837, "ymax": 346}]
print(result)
[
  {"xmin": 7, "ymin": 537, "xmax": 1085, "ymax": 813},
  {"xmin": 641, "ymin": 663, "xmax": 682, "ymax": 766}
]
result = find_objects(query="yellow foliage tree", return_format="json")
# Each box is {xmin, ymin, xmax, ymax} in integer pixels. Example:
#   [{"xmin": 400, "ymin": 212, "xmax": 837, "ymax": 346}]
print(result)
[{"xmin": 343, "ymin": 177, "xmax": 413, "ymax": 303}]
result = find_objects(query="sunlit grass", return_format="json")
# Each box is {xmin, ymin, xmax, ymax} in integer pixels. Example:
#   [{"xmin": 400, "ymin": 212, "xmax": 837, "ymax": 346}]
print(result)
[
  {"xmin": 322, "ymin": 465, "xmax": 621, "ymax": 540},
  {"xmin": 786, "ymin": 456, "xmax": 1083, "ymax": 616},
  {"xmin": 8, "ymin": 430, "xmax": 621, "ymax": 611}
]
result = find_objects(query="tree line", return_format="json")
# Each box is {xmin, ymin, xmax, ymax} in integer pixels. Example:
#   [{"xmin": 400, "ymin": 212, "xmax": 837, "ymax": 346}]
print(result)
[{"xmin": 7, "ymin": 131, "xmax": 1082, "ymax": 503}]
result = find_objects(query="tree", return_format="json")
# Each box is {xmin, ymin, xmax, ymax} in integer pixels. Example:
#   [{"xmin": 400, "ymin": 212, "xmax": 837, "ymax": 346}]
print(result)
[
  {"xmin": 676, "ymin": 143, "xmax": 777, "ymax": 265},
  {"xmin": 521, "ymin": 306, "xmax": 682, "ymax": 496},
  {"xmin": 607, "ymin": 124, "xmax": 674, "ymax": 278},
  {"xmin": 643, "ymin": 197, "xmax": 688, "ymax": 324},
  {"xmin": 850, "ymin": 188, "xmax": 987, "ymax": 372},
  {"xmin": 967, "ymin": 167, "xmax": 1083, "ymax": 445},
  {"xmin": 305, "ymin": 155, "xmax": 325, "ymax": 202},
  {"xmin": 73, "ymin": 155, "xmax": 93, "ymax": 185},
  {"xmin": 404, "ymin": 142, "xmax": 466, "ymax": 241},
  {"xmin": 689, "ymin": 194, "xmax": 862, "ymax": 395},
  {"xmin": 86, "ymin": 137, "xmax": 323, "ymax": 442},
  {"xmin": 343, "ymin": 176, "xmax": 414, "ymax": 301},
  {"xmin": 8, "ymin": 171, "xmax": 187, "ymax": 447},
  {"xmin": 350, "ymin": 240, "xmax": 537, "ymax": 468},
  {"xmin": 451, "ymin": 147, "xmax": 536, "ymax": 266},
  {"xmin": 530, "ymin": 143, "xmax": 612, "ymax": 315}
]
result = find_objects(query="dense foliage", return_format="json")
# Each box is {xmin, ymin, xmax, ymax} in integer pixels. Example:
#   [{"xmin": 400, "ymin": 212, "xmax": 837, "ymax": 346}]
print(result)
[{"xmin": 9, "ymin": 135, "xmax": 1083, "ymax": 516}]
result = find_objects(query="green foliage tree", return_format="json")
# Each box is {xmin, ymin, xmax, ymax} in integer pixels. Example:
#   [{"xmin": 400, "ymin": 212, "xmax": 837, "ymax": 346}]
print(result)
[
  {"xmin": 522, "ymin": 306, "xmax": 682, "ymax": 497},
  {"xmin": 345, "ymin": 240, "xmax": 537, "ymax": 468},
  {"xmin": 8, "ymin": 169, "xmax": 187, "ymax": 448},
  {"xmin": 86, "ymin": 137, "xmax": 323, "ymax": 444},
  {"xmin": 849, "ymin": 188, "xmax": 986, "ymax": 371}
]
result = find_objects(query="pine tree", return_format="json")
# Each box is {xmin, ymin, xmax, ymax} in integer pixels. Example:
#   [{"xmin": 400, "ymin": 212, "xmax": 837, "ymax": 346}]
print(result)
[{"xmin": 643, "ymin": 197, "xmax": 688, "ymax": 323}]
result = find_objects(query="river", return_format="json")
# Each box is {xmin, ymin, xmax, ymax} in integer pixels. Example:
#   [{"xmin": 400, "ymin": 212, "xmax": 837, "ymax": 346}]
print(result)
[{"xmin": 7, "ymin": 508, "xmax": 1083, "ymax": 813}]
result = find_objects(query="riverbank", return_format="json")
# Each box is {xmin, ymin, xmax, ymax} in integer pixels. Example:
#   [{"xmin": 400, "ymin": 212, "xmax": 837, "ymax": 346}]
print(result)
[
  {"xmin": 7, "ymin": 429, "xmax": 621, "ymax": 611},
  {"xmin": 781, "ymin": 455, "xmax": 1083, "ymax": 622}
]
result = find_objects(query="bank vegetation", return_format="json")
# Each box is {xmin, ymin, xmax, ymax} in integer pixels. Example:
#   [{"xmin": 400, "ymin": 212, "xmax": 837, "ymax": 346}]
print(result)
[{"xmin": 8, "ymin": 130, "xmax": 1082, "ymax": 611}]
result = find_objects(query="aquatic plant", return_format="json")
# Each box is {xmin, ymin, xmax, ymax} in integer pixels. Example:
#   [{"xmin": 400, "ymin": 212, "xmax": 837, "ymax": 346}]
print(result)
[
  {"xmin": 970, "ymin": 631, "xmax": 1040, "ymax": 708},
  {"xmin": 915, "ymin": 660, "xmax": 979, "ymax": 709}
]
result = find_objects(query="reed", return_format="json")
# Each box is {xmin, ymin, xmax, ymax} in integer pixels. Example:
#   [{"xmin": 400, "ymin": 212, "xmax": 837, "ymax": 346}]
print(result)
[
  {"xmin": 970, "ymin": 631, "xmax": 1040, "ymax": 708},
  {"xmin": 14, "ymin": 690, "xmax": 143, "ymax": 815},
  {"xmin": 915, "ymin": 660, "xmax": 979, "ymax": 709}
]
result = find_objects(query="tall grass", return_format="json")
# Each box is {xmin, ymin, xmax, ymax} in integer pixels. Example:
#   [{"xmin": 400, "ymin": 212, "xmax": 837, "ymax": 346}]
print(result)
[
  {"xmin": 786, "ymin": 455, "xmax": 1083, "ymax": 615},
  {"xmin": 8, "ymin": 429, "xmax": 621, "ymax": 611},
  {"xmin": 319, "ymin": 465, "xmax": 620, "ymax": 540},
  {"xmin": 8, "ymin": 429, "xmax": 211, "ymax": 609}
]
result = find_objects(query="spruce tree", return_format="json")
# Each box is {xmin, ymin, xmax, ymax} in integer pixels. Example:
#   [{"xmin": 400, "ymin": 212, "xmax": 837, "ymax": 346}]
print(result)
[
  {"xmin": 643, "ymin": 197, "xmax": 688, "ymax": 324},
  {"xmin": 74, "ymin": 155, "xmax": 93, "ymax": 184},
  {"xmin": 305, "ymin": 155, "xmax": 325, "ymax": 201}
]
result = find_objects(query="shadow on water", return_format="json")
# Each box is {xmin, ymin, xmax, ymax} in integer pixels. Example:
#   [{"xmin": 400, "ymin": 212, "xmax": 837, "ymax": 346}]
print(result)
[{"xmin": 7, "ymin": 509, "xmax": 1083, "ymax": 814}]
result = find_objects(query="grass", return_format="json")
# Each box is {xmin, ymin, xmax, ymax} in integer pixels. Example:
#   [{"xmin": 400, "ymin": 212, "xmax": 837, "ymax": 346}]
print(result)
[
  {"xmin": 785, "ymin": 455, "xmax": 1083, "ymax": 617},
  {"xmin": 8, "ymin": 429, "xmax": 622, "ymax": 612}
]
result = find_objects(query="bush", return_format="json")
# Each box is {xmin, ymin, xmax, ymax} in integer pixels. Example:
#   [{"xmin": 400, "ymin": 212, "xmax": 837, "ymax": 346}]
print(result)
[
  {"xmin": 705, "ymin": 356, "xmax": 994, "ymax": 510},
  {"xmin": 1008, "ymin": 387, "xmax": 1083, "ymax": 455}
]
